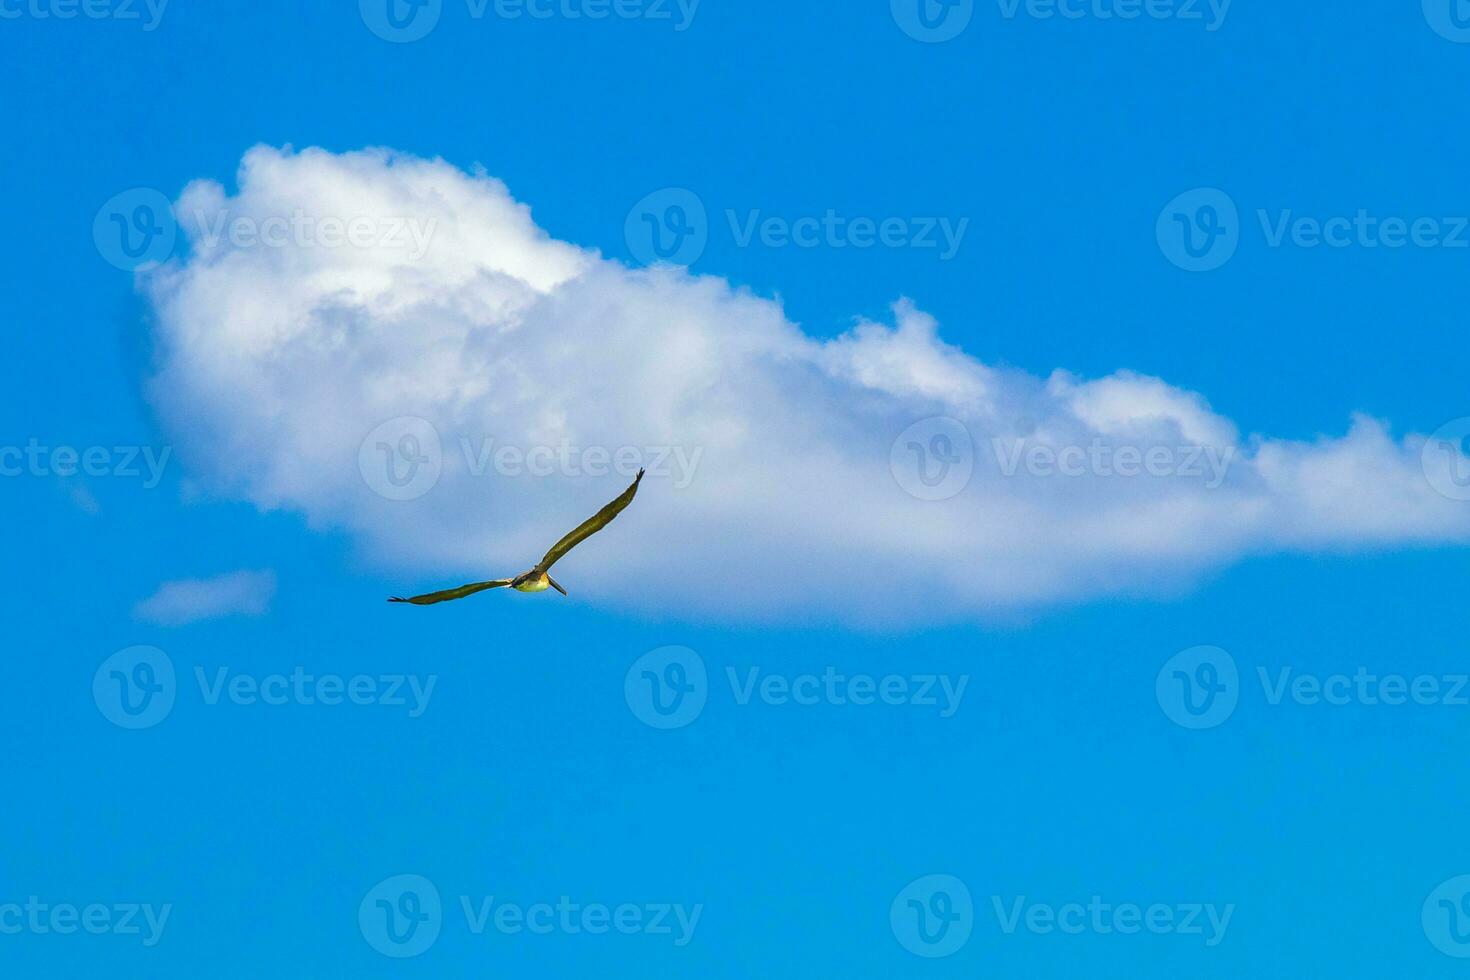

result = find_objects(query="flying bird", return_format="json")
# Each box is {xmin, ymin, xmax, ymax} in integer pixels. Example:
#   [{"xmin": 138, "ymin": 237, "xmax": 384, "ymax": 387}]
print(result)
[{"xmin": 388, "ymin": 469, "xmax": 645, "ymax": 606}]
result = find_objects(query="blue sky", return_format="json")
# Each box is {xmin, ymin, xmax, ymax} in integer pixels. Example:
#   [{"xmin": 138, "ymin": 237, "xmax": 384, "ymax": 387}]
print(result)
[{"xmin": 5, "ymin": 1, "xmax": 1470, "ymax": 976}]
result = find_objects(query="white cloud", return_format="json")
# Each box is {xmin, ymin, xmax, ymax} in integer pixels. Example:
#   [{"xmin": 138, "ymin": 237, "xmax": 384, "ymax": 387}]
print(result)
[
  {"xmin": 140, "ymin": 146, "xmax": 1470, "ymax": 623},
  {"xmin": 134, "ymin": 570, "xmax": 277, "ymax": 626}
]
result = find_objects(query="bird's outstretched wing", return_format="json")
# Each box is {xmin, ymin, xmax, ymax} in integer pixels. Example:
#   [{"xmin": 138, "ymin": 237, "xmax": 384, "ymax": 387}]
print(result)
[
  {"xmin": 536, "ymin": 469, "xmax": 645, "ymax": 572},
  {"xmin": 388, "ymin": 580, "xmax": 512, "ymax": 606}
]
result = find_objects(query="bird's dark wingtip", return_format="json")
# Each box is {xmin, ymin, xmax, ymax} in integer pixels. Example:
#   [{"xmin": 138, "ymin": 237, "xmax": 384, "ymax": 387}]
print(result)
[{"xmin": 387, "ymin": 597, "xmax": 406, "ymax": 604}]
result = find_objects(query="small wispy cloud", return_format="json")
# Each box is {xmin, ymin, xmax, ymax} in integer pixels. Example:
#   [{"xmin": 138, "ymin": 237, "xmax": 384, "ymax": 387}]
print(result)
[{"xmin": 134, "ymin": 569, "xmax": 277, "ymax": 626}]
